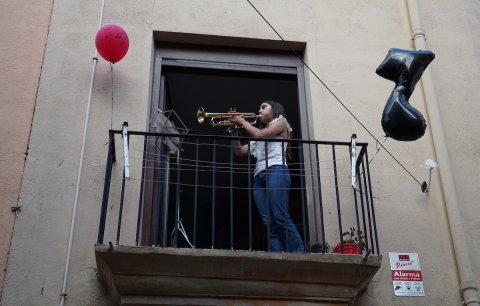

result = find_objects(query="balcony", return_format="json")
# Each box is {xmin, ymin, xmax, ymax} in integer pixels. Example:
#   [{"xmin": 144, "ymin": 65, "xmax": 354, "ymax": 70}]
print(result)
[{"xmin": 95, "ymin": 128, "xmax": 382, "ymax": 305}]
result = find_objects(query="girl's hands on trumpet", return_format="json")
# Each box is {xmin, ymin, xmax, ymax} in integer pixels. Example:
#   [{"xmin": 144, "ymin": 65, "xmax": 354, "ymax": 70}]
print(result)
[
  {"xmin": 228, "ymin": 107, "xmax": 247, "ymax": 127},
  {"xmin": 226, "ymin": 108, "xmax": 240, "ymax": 136}
]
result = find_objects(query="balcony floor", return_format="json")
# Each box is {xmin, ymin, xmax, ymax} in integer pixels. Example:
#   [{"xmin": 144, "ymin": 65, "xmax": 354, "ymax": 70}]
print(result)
[{"xmin": 95, "ymin": 245, "xmax": 381, "ymax": 306}]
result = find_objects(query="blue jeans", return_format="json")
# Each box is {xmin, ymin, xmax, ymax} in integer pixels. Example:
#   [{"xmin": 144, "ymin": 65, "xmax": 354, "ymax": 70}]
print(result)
[{"xmin": 253, "ymin": 165, "xmax": 304, "ymax": 252}]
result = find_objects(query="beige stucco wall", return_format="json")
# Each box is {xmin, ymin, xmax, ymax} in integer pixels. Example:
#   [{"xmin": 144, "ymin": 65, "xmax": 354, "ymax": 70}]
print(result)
[
  {"xmin": 422, "ymin": 0, "xmax": 480, "ymax": 287},
  {"xmin": 463, "ymin": 0, "xmax": 480, "ymax": 288},
  {"xmin": 0, "ymin": 0, "xmax": 53, "ymax": 298},
  {"xmin": 1, "ymin": 0, "xmax": 478, "ymax": 305}
]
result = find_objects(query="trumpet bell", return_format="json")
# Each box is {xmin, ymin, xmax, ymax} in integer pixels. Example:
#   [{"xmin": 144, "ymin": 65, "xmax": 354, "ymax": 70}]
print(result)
[{"xmin": 197, "ymin": 107, "xmax": 206, "ymax": 124}]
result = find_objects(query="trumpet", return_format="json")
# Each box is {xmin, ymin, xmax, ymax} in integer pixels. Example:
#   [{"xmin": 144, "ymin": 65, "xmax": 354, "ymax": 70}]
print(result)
[{"xmin": 197, "ymin": 107, "xmax": 260, "ymax": 127}]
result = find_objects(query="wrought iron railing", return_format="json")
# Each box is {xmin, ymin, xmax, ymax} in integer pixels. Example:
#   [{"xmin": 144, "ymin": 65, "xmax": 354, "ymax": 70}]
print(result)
[{"xmin": 97, "ymin": 129, "xmax": 379, "ymax": 255}]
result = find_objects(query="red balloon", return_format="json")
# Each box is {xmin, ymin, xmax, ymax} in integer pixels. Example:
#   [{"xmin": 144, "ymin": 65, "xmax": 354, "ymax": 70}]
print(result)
[{"xmin": 95, "ymin": 24, "xmax": 129, "ymax": 64}]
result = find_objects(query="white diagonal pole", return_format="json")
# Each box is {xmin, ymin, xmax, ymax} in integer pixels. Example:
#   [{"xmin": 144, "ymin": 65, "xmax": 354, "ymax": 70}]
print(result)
[{"xmin": 59, "ymin": 1, "xmax": 105, "ymax": 305}]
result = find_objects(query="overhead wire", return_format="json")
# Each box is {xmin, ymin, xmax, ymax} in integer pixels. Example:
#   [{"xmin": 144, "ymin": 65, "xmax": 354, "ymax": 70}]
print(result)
[{"xmin": 244, "ymin": 0, "xmax": 425, "ymax": 188}]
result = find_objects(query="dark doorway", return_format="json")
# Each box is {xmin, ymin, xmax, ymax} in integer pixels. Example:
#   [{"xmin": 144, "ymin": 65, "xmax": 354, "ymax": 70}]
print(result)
[
  {"xmin": 162, "ymin": 65, "xmax": 301, "ymax": 137},
  {"xmin": 151, "ymin": 63, "xmax": 306, "ymax": 250}
]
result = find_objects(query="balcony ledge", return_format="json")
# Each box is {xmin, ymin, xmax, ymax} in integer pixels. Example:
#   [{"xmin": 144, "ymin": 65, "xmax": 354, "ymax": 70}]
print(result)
[{"xmin": 95, "ymin": 245, "xmax": 382, "ymax": 306}]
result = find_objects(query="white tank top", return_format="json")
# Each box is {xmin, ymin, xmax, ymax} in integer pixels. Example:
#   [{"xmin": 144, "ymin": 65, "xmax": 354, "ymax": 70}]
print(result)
[{"xmin": 249, "ymin": 116, "xmax": 291, "ymax": 177}]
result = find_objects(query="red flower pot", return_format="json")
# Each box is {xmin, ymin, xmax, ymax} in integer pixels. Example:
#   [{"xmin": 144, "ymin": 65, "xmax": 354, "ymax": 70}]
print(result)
[{"xmin": 334, "ymin": 243, "xmax": 361, "ymax": 254}]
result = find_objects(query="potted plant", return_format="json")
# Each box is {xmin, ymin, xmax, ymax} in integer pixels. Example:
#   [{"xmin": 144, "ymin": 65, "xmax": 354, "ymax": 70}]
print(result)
[{"xmin": 334, "ymin": 227, "xmax": 366, "ymax": 254}]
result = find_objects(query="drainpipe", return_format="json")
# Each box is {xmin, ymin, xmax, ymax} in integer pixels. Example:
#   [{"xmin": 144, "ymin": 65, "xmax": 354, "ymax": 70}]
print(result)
[
  {"xmin": 406, "ymin": 1, "xmax": 480, "ymax": 305},
  {"xmin": 59, "ymin": 0, "xmax": 105, "ymax": 305}
]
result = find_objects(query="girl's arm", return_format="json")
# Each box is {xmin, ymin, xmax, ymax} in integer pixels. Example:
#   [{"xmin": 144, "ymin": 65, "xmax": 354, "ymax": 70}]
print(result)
[
  {"xmin": 228, "ymin": 127, "xmax": 249, "ymax": 156},
  {"xmin": 230, "ymin": 116, "xmax": 287, "ymax": 138},
  {"xmin": 232, "ymin": 139, "xmax": 249, "ymax": 156}
]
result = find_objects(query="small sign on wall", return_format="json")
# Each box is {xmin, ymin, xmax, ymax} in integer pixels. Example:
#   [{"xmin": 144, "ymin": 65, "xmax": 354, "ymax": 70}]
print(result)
[{"xmin": 389, "ymin": 252, "xmax": 425, "ymax": 296}]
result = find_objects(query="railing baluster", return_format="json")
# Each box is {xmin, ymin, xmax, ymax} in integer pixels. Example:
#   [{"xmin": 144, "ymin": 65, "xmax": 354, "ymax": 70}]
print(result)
[
  {"xmin": 361, "ymin": 158, "xmax": 374, "ymax": 253},
  {"xmin": 282, "ymin": 142, "xmax": 288, "ymax": 251},
  {"xmin": 151, "ymin": 138, "xmax": 162, "ymax": 247},
  {"xmin": 352, "ymin": 185, "xmax": 362, "ymax": 247},
  {"xmin": 332, "ymin": 144, "xmax": 343, "ymax": 253},
  {"xmin": 116, "ymin": 168, "xmax": 127, "ymax": 245},
  {"xmin": 362, "ymin": 160, "xmax": 373, "ymax": 249},
  {"xmin": 211, "ymin": 138, "xmax": 216, "ymax": 249},
  {"xmin": 161, "ymin": 152, "xmax": 170, "ymax": 247},
  {"xmin": 193, "ymin": 139, "xmax": 199, "ymax": 248},
  {"xmin": 365, "ymin": 149, "xmax": 379, "ymax": 254},
  {"xmin": 173, "ymin": 140, "xmax": 183, "ymax": 248},
  {"xmin": 265, "ymin": 141, "xmax": 270, "ymax": 251},
  {"xmin": 116, "ymin": 132, "xmax": 129, "ymax": 245},
  {"xmin": 111, "ymin": 132, "xmax": 117, "ymax": 163},
  {"xmin": 230, "ymin": 143, "xmax": 234, "ymax": 250},
  {"xmin": 135, "ymin": 134, "xmax": 148, "ymax": 246},
  {"xmin": 299, "ymin": 144, "xmax": 307, "ymax": 249},
  {"xmin": 352, "ymin": 146, "xmax": 362, "ymax": 244},
  {"xmin": 247, "ymin": 141, "xmax": 252, "ymax": 251},
  {"xmin": 315, "ymin": 143, "xmax": 325, "ymax": 250},
  {"xmin": 357, "ymin": 165, "xmax": 369, "ymax": 251},
  {"xmin": 97, "ymin": 132, "xmax": 115, "ymax": 245}
]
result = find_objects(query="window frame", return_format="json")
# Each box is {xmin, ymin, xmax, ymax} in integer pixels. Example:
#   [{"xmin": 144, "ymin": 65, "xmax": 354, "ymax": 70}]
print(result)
[{"xmin": 139, "ymin": 42, "xmax": 319, "ymax": 246}]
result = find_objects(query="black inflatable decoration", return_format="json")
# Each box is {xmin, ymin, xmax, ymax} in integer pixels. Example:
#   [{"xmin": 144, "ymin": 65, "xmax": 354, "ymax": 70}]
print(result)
[{"xmin": 376, "ymin": 48, "xmax": 435, "ymax": 141}]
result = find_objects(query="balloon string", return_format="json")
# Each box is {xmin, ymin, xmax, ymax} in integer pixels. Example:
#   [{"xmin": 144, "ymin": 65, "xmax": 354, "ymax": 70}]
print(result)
[
  {"xmin": 245, "ymin": 0, "xmax": 424, "ymax": 188},
  {"xmin": 371, "ymin": 135, "xmax": 389, "ymax": 165},
  {"xmin": 110, "ymin": 62, "xmax": 113, "ymax": 130},
  {"xmin": 357, "ymin": 135, "xmax": 388, "ymax": 179}
]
